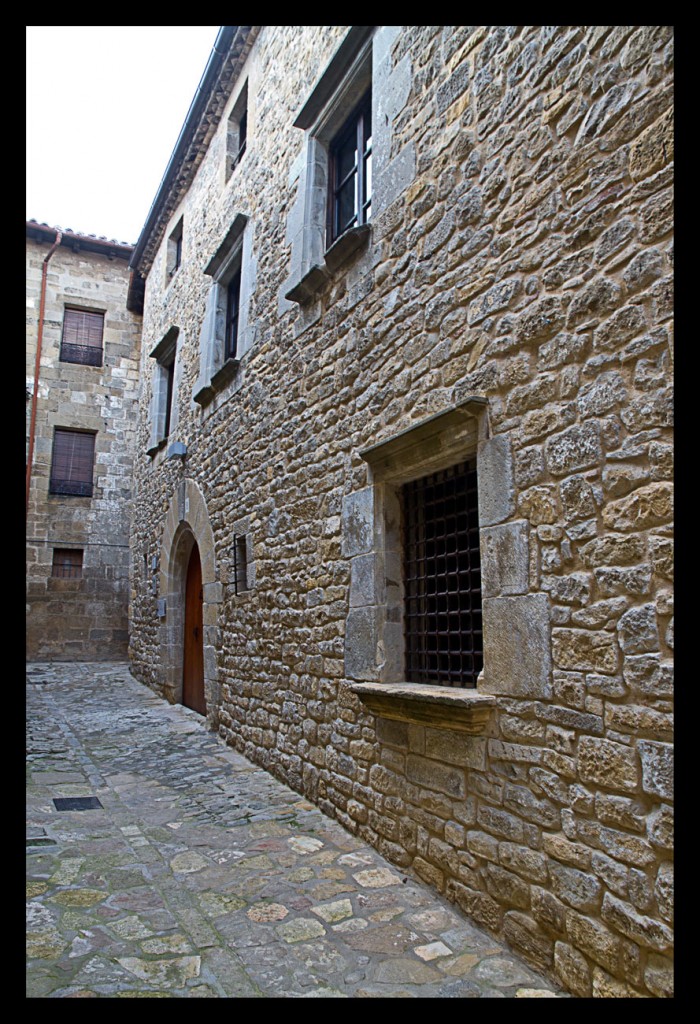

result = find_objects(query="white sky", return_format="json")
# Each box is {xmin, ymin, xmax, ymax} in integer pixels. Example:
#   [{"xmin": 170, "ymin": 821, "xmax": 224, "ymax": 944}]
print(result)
[{"xmin": 26, "ymin": 26, "xmax": 221, "ymax": 245}]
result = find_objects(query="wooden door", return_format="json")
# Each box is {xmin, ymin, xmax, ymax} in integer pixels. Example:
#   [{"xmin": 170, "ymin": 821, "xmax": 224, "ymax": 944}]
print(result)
[{"xmin": 182, "ymin": 543, "xmax": 206, "ymax": 715}]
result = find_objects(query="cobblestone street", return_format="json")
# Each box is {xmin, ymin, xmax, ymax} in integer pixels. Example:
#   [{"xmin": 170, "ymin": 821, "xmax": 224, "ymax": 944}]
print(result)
[{"xmin": 26, "ymin": 662, "xmax": 568, "ymax": 998}]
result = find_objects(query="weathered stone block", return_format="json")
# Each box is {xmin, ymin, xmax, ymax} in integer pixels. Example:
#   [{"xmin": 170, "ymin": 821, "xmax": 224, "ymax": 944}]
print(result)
[
  {"xmin": 638, "ymin": 740, "xmax": 673, "ymax": 800},
  {"xmin": 477, "ymin": 435, "xmax": 515, "ymax": 527},
  {"xmin": 617, "ymin": 603, "xmax": 659, "ymax": 654},
  {"xmin": 341, "ymin": 488, "xmax": 374, "ymax": 557},
  {"xmin": 498, "ymin": 842, "xmax": 548, "ymax": 883},
  {"xmin": 549, "ymin": 862, "xmax": 602, "ymax": 912},
  {"xmin": 566, "ymin": 909, "xmax": 620, "ymax": 974},
  {"xmin": 545, "ymin": 422, "xmax": 601, "ymax": 477},
  {"xmin": 644, "ymin": 953, "xmax": 674, "ymax": 998},
  {"xmin": 551, "ymin": 628, "xmax": 619, "ymax": 674},
  {"xmin": 601, "ymin": 892, "xmax": 673, "ymax": 952},
  {"xmin": 405, "ymin": 754, "xmax": 465, "ymax": 798},
  {"xmin": 503, "ymin": 911, "xmax": 554, "ymax": 971},
  {"xmin": 481, "ymin": 593, "xmax": 551, "ymax": 697},
  {"xmin": 480, "ymin": 520, "xmax": 529, "ymax": 596},
  {"xmin": 486, "ymin": 864, "xmax": 531, "ymax": 909},
  {"xmin": 578, "ymin": 736, "xmax": 639, "ymax": 794},
  {"xmin": 344, "ymin": 607, "xmax": 379, "ymax": 681},
  {"xmin": 424, "ymin": 729, "xmax": 486, "ymax": 769},
  {"xmin": 554, "ymin": 940, "xmax": 591, "ymax": 997}
]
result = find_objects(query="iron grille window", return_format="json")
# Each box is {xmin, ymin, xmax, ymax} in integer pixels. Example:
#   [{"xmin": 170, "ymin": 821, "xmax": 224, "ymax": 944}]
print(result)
[
  {"xmin": 60, "ymin": 308, "xmax": 104, "ymax": 366},
  {"xmin": 328, "ymin": 91, "xmax": 372, "ymax": 245},
  {"xmin": 402, "ymin": 460, "xmax": 482, "ymax": 688},
  {"xmin": 52, "ymin": 548, "xmax": 83, "ymax": 578},
  {"xmin": 232, "ymin": 534, "xmax": 249, "ymax": 594},
  {"xmin": 49, "ymin": 429, "xmax": 95, "ymax": 497}
]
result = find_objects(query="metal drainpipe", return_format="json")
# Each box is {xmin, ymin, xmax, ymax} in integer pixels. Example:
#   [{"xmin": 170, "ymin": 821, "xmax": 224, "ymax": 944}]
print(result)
[{"xmin": 26, "ymin": 228, "xmax": 62, "ymax": 514}]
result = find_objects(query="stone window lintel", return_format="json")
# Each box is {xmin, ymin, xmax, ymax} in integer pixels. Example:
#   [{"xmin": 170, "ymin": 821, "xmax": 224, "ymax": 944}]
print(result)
[{"xmin": 360, "ymin": 396, "xmax": 489, "ymax": 482}]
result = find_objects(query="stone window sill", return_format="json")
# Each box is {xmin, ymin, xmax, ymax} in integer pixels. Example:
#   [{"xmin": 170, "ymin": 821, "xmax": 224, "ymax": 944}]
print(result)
[
  {"xmin": 285, "ymin": 224, "xmax": 371, "ymax": 305},
  {"xmin": 348, "ymin": 681, "xmax": 497, "ymax": 734},
  {"xmin": 146, "ymin": 437, "xmax": 167, "ymax": 459},
  {"xmin": 194, "ymin": 357, "xmax": 240, "ymax": 408}
]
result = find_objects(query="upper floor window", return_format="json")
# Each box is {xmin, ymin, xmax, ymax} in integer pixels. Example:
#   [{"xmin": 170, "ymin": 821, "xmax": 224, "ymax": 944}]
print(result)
[
  {"xmin": 328, "ymin": 91, "xmax": 372, "ymax": 246},
  {"xmin": 226, "ymin": 82, "xmax": 248, "ymax": 180},
  {"xmin": 147, "ymin": 327, "xmax": 179, "ymax": 456},
  {"xmin": 49, "ymin": 428, "xmax": 95, "ymax": 497},
  {"xmin": 60, "ymin": 308, "xmax": 104, "ymax": 366},
  {"xmin": 194, "ymin": 214, "xmax": 253, "ymax": 407},
  {"xmin": 167, "ymin": 217, "xmax": 184, "ymax": 280}
]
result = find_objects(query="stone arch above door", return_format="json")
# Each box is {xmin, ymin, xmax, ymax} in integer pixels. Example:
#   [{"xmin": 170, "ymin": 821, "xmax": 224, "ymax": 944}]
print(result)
[{"xmin": 158, "ymin": 478, "xmax": 222, "ymax": 727}]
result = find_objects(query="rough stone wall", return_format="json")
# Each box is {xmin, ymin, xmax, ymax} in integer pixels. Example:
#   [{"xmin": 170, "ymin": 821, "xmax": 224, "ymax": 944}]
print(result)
[
  {"xmin": 26, "ymin": 236, "xmax": 142, "ymax": 660},
  {"xmin": 130, "ymin": 27, "xmax": 673, "ymax": 996}
]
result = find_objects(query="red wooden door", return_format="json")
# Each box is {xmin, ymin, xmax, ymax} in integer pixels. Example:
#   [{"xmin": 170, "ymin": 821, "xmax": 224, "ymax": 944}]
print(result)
[{"xmin": 182, "ymin": 544, "xmax": 206, "ymax": 715}]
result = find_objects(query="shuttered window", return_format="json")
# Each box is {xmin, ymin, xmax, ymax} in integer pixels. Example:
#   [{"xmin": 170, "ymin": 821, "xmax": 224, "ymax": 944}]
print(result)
[
  {"xmin": 49, "ymin": 429, "xmax": 95, "ymax": 497},
  {"xmin": 60, "ymin": 308, "xmax": 104, "ymax": 366}
]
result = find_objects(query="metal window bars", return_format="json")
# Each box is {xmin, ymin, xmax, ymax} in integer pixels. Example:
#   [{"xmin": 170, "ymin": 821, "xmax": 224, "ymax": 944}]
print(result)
[{"xmin": 402, "ymin": 460, "xmax": 482, "ymax": 688}]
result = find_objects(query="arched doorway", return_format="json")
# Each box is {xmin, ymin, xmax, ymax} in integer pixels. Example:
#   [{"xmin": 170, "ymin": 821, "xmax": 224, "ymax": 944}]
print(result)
[{"xmin": 182, "ymin": 542, "xmax": 206, "ymax": 715}]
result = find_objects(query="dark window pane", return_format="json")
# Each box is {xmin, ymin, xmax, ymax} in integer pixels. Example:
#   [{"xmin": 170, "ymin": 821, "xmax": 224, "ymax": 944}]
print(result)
[
  {"xmin": 226, "ymin": 269, "xmax": 241, "ymax": 360},
  {"xmin": 337, "ymin": 179, "xmax": 357, "ymax": 234}
]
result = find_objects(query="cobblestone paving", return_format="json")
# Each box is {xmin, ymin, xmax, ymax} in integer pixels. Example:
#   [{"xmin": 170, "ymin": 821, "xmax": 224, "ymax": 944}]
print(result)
[{"xmin": 27, "ymin": 662, "xmax": 568, "ymax": 998}]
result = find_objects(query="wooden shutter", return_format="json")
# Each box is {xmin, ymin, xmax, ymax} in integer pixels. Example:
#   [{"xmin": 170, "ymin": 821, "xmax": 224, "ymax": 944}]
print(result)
[
  {"xmin": 49, "ymin": 430, "xmax": 95, "ymax": 496},
  {"xmin": 60, "ymin": 309, "xmax": 104, "ymax": 365}
]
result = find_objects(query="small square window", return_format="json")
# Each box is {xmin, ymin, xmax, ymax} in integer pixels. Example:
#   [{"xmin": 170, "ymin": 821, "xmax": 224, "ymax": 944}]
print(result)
[
  {"xmin": 49, "ymin": 429, "xmax": 95, "ymax": 497},
  {"xmin": 60, "ymin": 308, "xmax": 104, "ymax": 366},
  {"xmin": 52, "ymin": 548, "xmax": 83, "ymax": 578}
]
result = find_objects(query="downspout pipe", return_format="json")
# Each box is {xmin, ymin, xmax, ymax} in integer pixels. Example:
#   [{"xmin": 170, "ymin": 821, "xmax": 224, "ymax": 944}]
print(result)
[{"xmin": 26, "ymin": 228, "xmax": 62, "ymax": 514}]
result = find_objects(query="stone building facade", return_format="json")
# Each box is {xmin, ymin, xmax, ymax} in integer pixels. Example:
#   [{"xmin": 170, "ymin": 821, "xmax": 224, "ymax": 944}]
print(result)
[
  {"xmin": 127, "ymin": 27, "xmax": 674, "ymax": 997},
  {"xmin": 26, "ymin": 222, "xmax": 142, "ymax": 660}
]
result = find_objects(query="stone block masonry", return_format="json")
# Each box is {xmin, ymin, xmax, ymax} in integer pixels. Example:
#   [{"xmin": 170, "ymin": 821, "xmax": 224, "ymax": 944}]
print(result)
[
  {"xmin": 129, "ymin": 26, "xmax": 673, "ymax": 997},
  {"xmin": 26, "ymin": 231, "xmax": 142, "ymax": 660}
]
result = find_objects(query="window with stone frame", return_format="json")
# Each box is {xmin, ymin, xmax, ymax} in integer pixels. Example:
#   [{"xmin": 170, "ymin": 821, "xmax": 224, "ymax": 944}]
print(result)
[
  {"xmin": 194, "ymin": 214, "xmax": 254, "ymax": 407},
  {"xmin": 147, "ymin": 327, "xmax": 179, "ymax": 456},
  {"xmin": 49, "ymin": 428, "xmax": 96, "ymax": 497},
  {"xmin": 166, "ymin": 217, "xmax": 184, "ymax": 281},
  {"xmin": 328, "ymin": 89, "xmax": 372, "ymax": 246},
  {"xmin": 226, "ymin": 81, "xmax": 248, "ymax": 180},
  {"xmin": 284, "ymin": 26, "xmax": 374, "ymax": 304},
  {"xmin": 344, "ymin": 400, "xmax": 502, "ymax": 733},
  {"xmin": 60, "ymin": 307, "xmax": 104, "ymax": 366}
]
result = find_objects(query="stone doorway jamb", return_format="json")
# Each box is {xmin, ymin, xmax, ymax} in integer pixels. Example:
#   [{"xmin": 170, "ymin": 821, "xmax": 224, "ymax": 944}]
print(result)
[{"xmin": 158, "ymin": 477, "xmax": 222, "ymax": 728}]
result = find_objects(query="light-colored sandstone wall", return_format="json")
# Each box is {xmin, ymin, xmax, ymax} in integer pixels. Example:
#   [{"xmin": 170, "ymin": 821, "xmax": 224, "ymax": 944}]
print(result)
[
  {"xmin": 26, "ymin": 235, "xmax": 142, "ymax": 660},
  {"xmin": 130, "ymin": 27, "xmax": 673, "ymax": 996}
]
